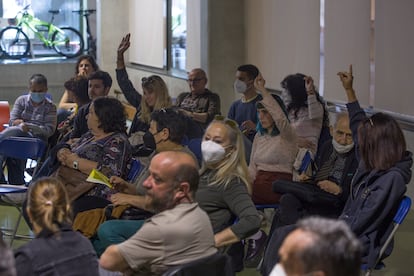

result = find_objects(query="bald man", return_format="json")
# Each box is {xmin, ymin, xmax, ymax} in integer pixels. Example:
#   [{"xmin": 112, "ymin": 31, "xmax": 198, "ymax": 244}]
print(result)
[
  {"xmin": 100, "ymin": 151, "xmax": 217, "ymax": 275},
  {"xmin": 176, "ymin": 68, "xmax": 221, "ymax": 130}
]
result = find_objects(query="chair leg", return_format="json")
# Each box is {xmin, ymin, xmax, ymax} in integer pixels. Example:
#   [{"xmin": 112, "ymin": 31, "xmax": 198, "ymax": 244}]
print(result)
[{"xmin": 9, "ymin": 209, "xmax": 23, "ymax": 247}]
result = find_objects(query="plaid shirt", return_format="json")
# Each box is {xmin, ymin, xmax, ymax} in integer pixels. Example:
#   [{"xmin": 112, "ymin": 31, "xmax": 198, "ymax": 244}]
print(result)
[{"xmin": 176, "ymin": 89, "xmax": 221, "ymax": 129}]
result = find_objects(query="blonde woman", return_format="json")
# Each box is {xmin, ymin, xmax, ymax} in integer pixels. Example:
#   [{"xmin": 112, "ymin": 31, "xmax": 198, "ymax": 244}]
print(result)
[
  {"xmin": 196, "ymin": 116, "xmax": 261, "ymax": 271},
  {"xmin": 14, "ymin": 177, "xmax": 99, "ymax": 275},
  {"xmin": 116, "ymin": 34, "xmax": 172, "ymax": 147}
]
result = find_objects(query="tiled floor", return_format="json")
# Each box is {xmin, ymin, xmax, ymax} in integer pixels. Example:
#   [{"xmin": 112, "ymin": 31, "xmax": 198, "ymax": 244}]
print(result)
[{"xmin": 1, "ymin": 203, "xmax": 413, "ymax": 276}]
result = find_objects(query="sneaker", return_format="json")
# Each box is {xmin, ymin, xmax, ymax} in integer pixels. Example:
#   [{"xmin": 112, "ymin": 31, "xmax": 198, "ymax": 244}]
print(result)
[{"xmin": 244, "ymin": 230, "xmax": 268, "ymax": 268}]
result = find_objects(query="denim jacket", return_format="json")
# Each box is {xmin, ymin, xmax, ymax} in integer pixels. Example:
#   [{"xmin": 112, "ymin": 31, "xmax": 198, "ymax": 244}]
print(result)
[{"xmin": 14, "ymin": 224, "xmax": 99, "ymax": 276}]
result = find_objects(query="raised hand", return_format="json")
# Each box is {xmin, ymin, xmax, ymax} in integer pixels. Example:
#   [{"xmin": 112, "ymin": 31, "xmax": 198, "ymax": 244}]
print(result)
[
  {"xmin": 337, "ymin": 64, "xmax": 353, "ymax": 90},
  {"xmin": 304, "ymin": 76, "xmax": 315, "ymax": 94},
  {"xmin": 254, "ymin": 73, "xmax": 266, "ymax": 93},
  {"xmin": 117, "ymin": 33, "xmax": 131, "ymax": 56}
]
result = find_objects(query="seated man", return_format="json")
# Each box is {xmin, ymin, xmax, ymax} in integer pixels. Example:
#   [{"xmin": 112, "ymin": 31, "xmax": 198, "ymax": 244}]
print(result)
[
  {"xmin": 92, "ymin": 107, "xmax": 195, "ymax": 255},
  {"xmin": 176, "ymin": 68, "xmax": 221, "ymax": 131},
  {"xmin": 70, "ymin": 70, "xmax": 112, "ymax": 140},
  {"xmin": 273, "ymin": 112, "xmax": 358, "ymax": 229},
  {"xmin": 267, "ymin": 216, "xmax": 361, "ymax": 276},
  {"xmin": 0, "ymin": 74, "xmax": 56, "ymax": 184},
  {"xmin": 32, "ymin": 71, "xmax": 113, "ymax": 181},
  {"xmin": 99, "ymin": 151, "xmax": 217, "ymax": 275}
]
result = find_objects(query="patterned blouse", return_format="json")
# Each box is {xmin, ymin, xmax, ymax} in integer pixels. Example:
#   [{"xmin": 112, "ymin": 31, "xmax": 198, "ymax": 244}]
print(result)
[{"xmin": 71, "ymin": 131, "xmax": 132, "ymax": 199}]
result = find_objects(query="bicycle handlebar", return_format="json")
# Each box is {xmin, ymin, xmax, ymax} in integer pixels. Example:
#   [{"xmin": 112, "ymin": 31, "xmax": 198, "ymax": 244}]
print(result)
[{"xmin": 72, "ymin": 9, "xmax": 96, "ymax": 15}]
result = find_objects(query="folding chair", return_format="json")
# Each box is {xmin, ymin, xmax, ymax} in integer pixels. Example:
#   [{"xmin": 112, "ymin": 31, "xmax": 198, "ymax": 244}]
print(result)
[
  {"xmin": 0, "ymin": 136, "xmax": 47, "ymax": 245},
  {"xmin": 364, "ymin": 196, "xmax": 412, "ymax": 276},
  {"xmin": 127, "ymin": 158, "xmax": 142, "ymax": 182},
  {"xmin": 187, "ymin": 138, "xmax": 202, "ymax": 165},
  {"xmin": 0, "ymin": 101, "xmax": 10, "ymax": 131}
]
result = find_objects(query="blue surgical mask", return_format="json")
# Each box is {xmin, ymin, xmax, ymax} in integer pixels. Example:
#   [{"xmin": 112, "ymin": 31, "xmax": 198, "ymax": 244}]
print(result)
[{"xmin": 30, "ymin": 92, "xmax": 46, "ymax": 103}]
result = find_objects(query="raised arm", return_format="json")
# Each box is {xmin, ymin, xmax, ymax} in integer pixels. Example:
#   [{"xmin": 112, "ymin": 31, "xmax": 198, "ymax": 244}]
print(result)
[
  {"xmin": 254, "ymin": 74, "xmax": 295, "ymax": 137},
  {"xmin": 337, "ymin": 64, "xmax": 357, "ymax": 103},
  {"xmin": 116, "ymin": 33, "xmax": 130, "ymax": 70},
  {"xmin": 115, "ymin": 34, "xmax": 142, "ymax": 108}
]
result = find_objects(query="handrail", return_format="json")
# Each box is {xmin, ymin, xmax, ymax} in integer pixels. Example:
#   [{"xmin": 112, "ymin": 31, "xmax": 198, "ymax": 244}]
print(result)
[{"xmin": 326, "ymin": 101, "xmax": 414, "ymax": 131}]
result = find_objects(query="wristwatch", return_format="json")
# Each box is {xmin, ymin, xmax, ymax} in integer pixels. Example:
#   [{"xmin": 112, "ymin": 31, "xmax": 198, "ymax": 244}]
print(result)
[{"xmin": 73, "ymin": 160, "xmax": 79, "ymax": 170}]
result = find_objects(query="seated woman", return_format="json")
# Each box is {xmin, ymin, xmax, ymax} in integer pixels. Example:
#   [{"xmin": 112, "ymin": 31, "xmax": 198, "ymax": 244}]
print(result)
[
  {"xmin": 56, "ymin": 97, "xmax": 131, "ymax": 214},
  {"xmin": 195, "ymin": 115, "xmax": 261, "ymax": 272},
  {"xmin": 116, "ymin": 34, "xmax": 173, "ymax": 147},
  {"xmin": 244, "ymin": 74, "xmax": 298, "ymax": 266},
  {"xmin": 261, "ymin": 65, "xmax": 413, "ymax": 275},
  {"xmin": 281, "ymin": 73, "xmax": 329, "ymax": 156},
  {"xmin": 58, "ymin": 55, "xmax": 99, "ymax": 124},
  {"xmin": 14, "ymin": 177, "xmax": 99, "ymax": 276}
]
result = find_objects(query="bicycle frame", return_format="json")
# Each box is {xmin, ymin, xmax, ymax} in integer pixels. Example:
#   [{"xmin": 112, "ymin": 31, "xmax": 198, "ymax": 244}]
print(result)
[{"xmin": 15, "ymin": 10, "xmax": 67, "ymax": 48}]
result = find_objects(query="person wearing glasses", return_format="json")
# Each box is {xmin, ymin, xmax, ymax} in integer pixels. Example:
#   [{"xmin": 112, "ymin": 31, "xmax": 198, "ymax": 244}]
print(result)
[
  {"xmin": 244, "ymin": 74, "xmax": 298, "ymax": 268},
  {"xmin": 176, "ymin": 68, "xmax": 221, "ymax": 130},
  {"xmin": 196, "ymin": 115, "xmax": 261, "ymax": 272},
  {"xmin": 116, "ymin": 34, "xmax": 172, "ymax": 149}
]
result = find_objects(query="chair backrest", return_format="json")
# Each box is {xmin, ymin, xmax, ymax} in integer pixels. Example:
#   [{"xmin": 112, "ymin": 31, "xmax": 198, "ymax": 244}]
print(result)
[
  {"xmin": 366, "ymin": 196, "xmax": 412, "ymax": 275},
  {"xmin": 162, "ymin": 252, "xmax": 234, "ymax": 276},
  {"xmin": 0, "ymin": 101, "xmax": 10, "ymax": 131},
  {"xmin": 127, "ymin": 158, "xmax": 142, "ymax": 182},
  {"xmin": 187, "ymin": 138, "xmax": 202, "ymax": 165},
  {"xmin": 378, "ymin": 196, "xmax": 411, "ymax": 258},
  {"xmin": 0, "ymin": 137, "xmax": 46, "ymax": 160}
]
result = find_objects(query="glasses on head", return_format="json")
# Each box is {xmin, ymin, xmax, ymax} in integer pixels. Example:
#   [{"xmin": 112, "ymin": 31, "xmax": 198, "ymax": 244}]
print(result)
[
  {"xmin": 141, "ymin": 76, "xmax": 158, "ymax": 85},
  {"xmin": 214, "ymin": 115, "xmax": 239, "ymax": 130},
  {"xmin": 187, "ymin": 78, "xmax": 204, "ymax": 84}
]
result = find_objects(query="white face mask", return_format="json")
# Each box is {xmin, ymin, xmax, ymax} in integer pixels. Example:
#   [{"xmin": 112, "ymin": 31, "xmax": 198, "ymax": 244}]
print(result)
[
  {"xmin": 332, "ymin": 139, "xmax": 354, "ymax": 154},
  {"xmin": 234, "ymin": 79, "xmax": 247, "ymax": 94},
  {"xmin": 201, "ymin": 140, "xmax": 226, "ymax": 164},
  {"xmin": 281, "ymin": 89, "xmax": 291, "ymax": 106},
  {"xmin": 269, "ymin": 263, "xmax": 287, "ymax": 276}
]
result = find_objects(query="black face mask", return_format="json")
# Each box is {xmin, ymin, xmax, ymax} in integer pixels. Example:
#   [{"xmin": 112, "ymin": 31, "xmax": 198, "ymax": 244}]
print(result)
[{"xmin": 143, "ymin": 131, "xmax": 156, "ymax": 150}]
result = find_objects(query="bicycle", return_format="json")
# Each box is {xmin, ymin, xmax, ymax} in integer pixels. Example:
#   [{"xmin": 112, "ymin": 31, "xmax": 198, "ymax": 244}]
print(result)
[
  {"xmin": 0, "ymin": 4, "xmax": 84, "ymax": 59},
  {"xmin": 72, "ymin": 9, "xmax": 96, "ymax": 59}
]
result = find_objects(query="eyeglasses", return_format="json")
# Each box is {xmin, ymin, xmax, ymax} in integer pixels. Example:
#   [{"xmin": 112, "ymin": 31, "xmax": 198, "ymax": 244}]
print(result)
[
  {"xmin": 187, "ymin": 78, "xmax": 204, "ymax": 84},
  {"xmin": 214, "ymin": 115, "xmax": 239, "ymax": 130}
]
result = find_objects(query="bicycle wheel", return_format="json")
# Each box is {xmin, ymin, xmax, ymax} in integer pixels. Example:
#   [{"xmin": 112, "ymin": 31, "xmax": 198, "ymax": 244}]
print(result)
[
  {"xmin": 0, "ymin": 26, "xmax": 30, "ymax": 59},
  {"xmin": 52, "ymin": 27, "xmax": 84, "ymax": 58}
]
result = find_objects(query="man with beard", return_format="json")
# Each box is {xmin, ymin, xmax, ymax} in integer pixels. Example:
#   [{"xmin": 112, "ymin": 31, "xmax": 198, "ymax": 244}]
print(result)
[{"xmin": 99, "ymin": 151, "xmax": 217, "ymax": 275}]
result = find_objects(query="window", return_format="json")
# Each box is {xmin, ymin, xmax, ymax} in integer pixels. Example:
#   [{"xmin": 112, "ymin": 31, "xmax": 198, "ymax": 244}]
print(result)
[
  {"xmin": 170, "ymin": 0, "xmax": 187, "ymax": 71},
  {"xmin": 129, "ymin": 0, "xmax": 187, "ymax": 73}
]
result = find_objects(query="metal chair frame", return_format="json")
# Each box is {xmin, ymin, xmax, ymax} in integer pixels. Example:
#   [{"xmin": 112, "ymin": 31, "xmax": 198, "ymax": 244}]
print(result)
[{"xmin": 0, "ymin": 136, "xmax": 47, "ymax": 245}]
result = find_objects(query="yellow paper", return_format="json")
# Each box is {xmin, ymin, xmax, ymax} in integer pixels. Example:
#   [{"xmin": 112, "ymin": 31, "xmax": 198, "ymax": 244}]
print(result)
[{"xmin": 87, "ymin": 169, "xmax": 113, "ymax": 189}]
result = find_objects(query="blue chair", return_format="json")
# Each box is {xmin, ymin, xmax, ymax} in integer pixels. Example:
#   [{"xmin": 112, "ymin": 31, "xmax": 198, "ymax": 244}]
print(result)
[
  {"xmin": 187, "ymin": 138, "xmax": 202, "ymax": 165},
  {"xmin": 0, "ymin": 136, "xmax": 47, "ymax": 245},
  {"xmin": 364, "ymin": 196, "xmax": 412, "ymax": 276},
  {"xmin": 127, "ymin": 158, "xmax": 142, "ymax": 182}
]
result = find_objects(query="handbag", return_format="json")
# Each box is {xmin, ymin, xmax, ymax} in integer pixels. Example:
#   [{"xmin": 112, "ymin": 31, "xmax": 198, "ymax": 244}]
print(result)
[
  {"xmin": 52, "ymin": 165, "xmax": 96, "ymax": 201},
  {"xmin": 272, "ymin": 179, "xmax": 340, "ymax": 207}
]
